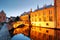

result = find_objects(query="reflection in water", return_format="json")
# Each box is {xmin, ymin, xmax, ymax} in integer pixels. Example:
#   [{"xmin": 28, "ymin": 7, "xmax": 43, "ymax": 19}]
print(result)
[
  {"xmin": 11, "ymin": 34, "xmax": 31, "ymax": 40},
  {"xmin": 0, "ymin": 24, "xmax": 11, "ymax": 40},
  {"xmin": 11, "ymin": 26, "xmax": 60, "ymax": 40}
]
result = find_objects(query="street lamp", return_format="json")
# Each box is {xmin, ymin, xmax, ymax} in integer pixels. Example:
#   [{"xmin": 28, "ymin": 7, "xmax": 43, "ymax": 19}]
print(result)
[{"xmin": 28, "ymin": 11, "xmax": 32, "ymax": 38}]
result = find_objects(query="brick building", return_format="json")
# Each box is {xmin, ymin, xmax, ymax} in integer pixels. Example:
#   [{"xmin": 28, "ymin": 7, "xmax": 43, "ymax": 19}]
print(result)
[{"xmin": 0, "ymin": 10, "xmax": 6, "ymax": 22}]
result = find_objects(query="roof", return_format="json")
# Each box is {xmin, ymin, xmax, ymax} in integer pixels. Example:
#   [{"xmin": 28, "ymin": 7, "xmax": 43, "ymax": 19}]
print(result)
[
  {"xmin": 0, "ymin": 10, "xmax": 6, "ymax": 14},
  {"xmin": 21, "ymin": 11, "xmax": 30, "ymax": 16},
  {"xmin": 34, "ymin": 5, "xmax": 54, "ymax": 11}
]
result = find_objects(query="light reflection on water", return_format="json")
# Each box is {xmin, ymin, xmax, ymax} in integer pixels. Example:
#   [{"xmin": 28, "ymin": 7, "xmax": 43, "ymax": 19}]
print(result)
[{"xmin": 11, "ymin": 34, "xmax": 31, "ymax": 40}]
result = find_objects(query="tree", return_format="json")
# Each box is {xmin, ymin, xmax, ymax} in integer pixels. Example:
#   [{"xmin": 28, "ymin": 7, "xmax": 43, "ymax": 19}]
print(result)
[{"xmin": 14, "ymin": 16, "xmax": 20, "ymax": 22}]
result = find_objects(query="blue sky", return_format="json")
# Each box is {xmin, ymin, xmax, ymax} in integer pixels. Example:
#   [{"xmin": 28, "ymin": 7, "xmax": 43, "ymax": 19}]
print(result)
[{"xmin": 0, "ymin": 0, "xmax": 54, "ymax": 17}]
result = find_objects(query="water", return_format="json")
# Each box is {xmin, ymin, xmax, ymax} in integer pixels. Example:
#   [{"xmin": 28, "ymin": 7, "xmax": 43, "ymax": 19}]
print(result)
[
  {"xmin": 0, "ymin": 24, "xmax": 11, "ymax": 40},
  {"xmin": 11, "ymin": 34, "xmax": 31, "ymax": 40}
]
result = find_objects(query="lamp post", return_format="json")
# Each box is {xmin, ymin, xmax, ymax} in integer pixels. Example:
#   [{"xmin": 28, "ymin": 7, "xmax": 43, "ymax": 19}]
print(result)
[
  {"xmin": 28, "ymin": 10, "xmax": 32, "ymax": 38},
  {"xmin": 28, "ymin": 14, "xmax": 31, "ymax": 37}
]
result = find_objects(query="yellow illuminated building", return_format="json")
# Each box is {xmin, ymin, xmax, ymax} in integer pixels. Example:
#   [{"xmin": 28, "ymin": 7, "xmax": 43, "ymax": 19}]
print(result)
[
  {"xmin": 30, "ymin": 6, "xmax": 55, "ymax": 40},
  {"xmin": 20, "ymin": 13, "xmax": 29, "ymax": 21},
  {"xmin": 30, "ymin": 0, "xmax": 60, "ymax": 28},
  {"xmin": 30, "ymin": 5, "xmax": 55, "ymax": 28},
  {"xmin": 13, "ymin": 12, "xmax": 30, "ymax": 28},
  {"xmin": 19, "ymin": 12, "xmax": 30, "ymax": 26},
  {"xmin": 30, "ymin": 0, "xmax": 60, "ymax": 40}
]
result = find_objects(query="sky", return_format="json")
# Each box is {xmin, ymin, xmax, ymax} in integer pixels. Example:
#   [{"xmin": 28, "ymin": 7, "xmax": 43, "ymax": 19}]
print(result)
[{"xmin": 0, "ymin": 0, "xmax": 54, "ymax": 17}]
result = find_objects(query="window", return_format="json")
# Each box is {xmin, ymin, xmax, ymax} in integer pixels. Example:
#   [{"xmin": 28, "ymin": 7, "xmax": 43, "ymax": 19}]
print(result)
[
  {"xmin": 39, "ymin": 18, "xmax": 41, "ymax": 21},
  {"xmin": 35, "ymin": 19, "xmax": 37, "ymax": 22},
  {"xmin": 49, "ymin": 16, "xmax": 53, "ymax": 21},
  {"xmin": 39, "ymin": 13, "xmax": 41, "ymax": 16},
  {"xmin": 49, "ymin": 10, "xmax": 50, "ymax": 14},
  {"xmin": 46, "ymin": 30, "xmax": 48, "ymax": 33},
  {"xmin": 43, "ymin": 12, "xmax": 46, "ymax": 21},
  {"xmin": 35, "ymin": 14, "xmax": 37, "ymax": 16},
  {"xmin": 32, "ymin": 18, "xmax": 33, "ymax": 22},
  {"xmin": 49, "ymin": 10, "xmax": 52, "ymax": 15},
  {"xmin": 43, "ymin": 17, "xmax": 46, "ymax": 21},
  {"xmin": 46, "ymin": 23, "xmax": 49, "ymax": 26},
  {"xmin": 32, "ymin": 15, "xmax": 34, "ymax": 17},
  {"xmin": 43, "ymin": 34, "xmax": 46, "ymax": 40},
  {"xmin": 58, "ymin": 23, "xmax": 59, "ymax": 26},
  {"xmin": 43, "ymin": 12, "xmax": 45, "ymax": 15},
  {"xmin": 0, "ymin": 16, "xmax": 2, "ymax": 18},
  {"xmin": 49, "ymin": 35, "xmax": 52, "ymax": 40},
  {"xmin": 49, "ymin": 10, "xmax": 53, "ymax": 21},
  {"xmin": 39, "ymin": 28, "xmax": 41, "ymax": 30}
]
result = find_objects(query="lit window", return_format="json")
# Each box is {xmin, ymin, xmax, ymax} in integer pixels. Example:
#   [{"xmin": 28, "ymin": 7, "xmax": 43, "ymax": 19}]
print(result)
[
  {"xmin": 35, "ymin": 14, "xmax": 37, "ymax": 16},
  {"xmin": 43, "ymin": 12, "xmax": 45, "ymax": 15},
  {"xmin": 43, "ymin": 17, "xmax": 46, "ymax": 21},
  {"xmin": 43, "ymin": 12, "xmax": 46, "ymax": 21},
  {"xmin": 32, "ymin": 18, "xmax": 33, "ymax": 21},
  {"xmin": 39, "ymin": 13, "xmax": 41, "ymax": 16},
  {"xmin": 32, "ymin": 15, "xmax": 33, "ymax": 17},
  {"xmin": 49, "ymin": 10, "xmax": 52, "ymax": 15},
  {"xmin": 35, "ymin": 19, "xmax": 37, "ymax": 22},
  {"xmin": 49, "ymin": 10, "xmax": 50, "ymax": 14},
  {"xmin": 39, "ymin": 18, "xmax": 41, "ymax": 21}
]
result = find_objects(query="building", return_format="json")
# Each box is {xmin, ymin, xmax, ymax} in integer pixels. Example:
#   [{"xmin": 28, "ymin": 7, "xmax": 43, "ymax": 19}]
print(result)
[
  {"xmin": 54, "ymin": 0, "xmax": 60, "ymax": 28},
  {"xmin": 20, "ymin": 12, "xmax": 31, "ymax": 26},
  {"xmin": 30, "ymin": 5, "xmax": 55, "ymax": 40},
  {"xmin": 30, "ymin": 5, "xmax": 55, "ymax": 28},
  {"xmin": 30, "ymin": 0, "xmax": 60, "ymax": 40},
  {"xmin": 20, "ymin": 12, "xmax": 29, "ymax": 21},
  {"xmin": 0, "ymin": 10, "xmax": 6, "ymax": 23},
  {"xmin": 13, "ymin": 12, "xmax": 30, "ymax": 28},
  {"xmin": 13, "ymin": 12, "xmax": 30, "ymax": 36}
]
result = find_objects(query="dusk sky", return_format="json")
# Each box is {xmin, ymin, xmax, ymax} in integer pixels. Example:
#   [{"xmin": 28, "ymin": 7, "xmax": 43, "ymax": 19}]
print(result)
[{"xmin": 0, "ymin": 0, "xmax": 54, "ymax": 17}]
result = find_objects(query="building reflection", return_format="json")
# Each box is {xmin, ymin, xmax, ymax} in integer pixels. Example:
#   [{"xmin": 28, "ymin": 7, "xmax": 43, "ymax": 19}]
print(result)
[{"xmin": 30, "ymin": 26, "xmax": 55, "ymax": 40}]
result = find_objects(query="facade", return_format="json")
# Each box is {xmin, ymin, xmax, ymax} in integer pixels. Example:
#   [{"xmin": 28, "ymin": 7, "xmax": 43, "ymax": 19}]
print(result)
[
  {"xmin": 0, "ymin": 10, "xmax": 6, "ymax": 22},
  {"xmin": 30, "ymin": 5, "xmax": 55, "ymax": 40},
  {"xmin": 30, "ymin": 5, "xmax": 55, "ymax": 28},
  {"xmin": 20, "ymin": 12, "xmax": 29, "ymax": 21},
  {"xmin": 19, "ymin": 12, "xmax": 31, "ymax": 26},
  {"xmin": 30, "ymin": 0, "xmax": 60, "ymax": 40}
]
